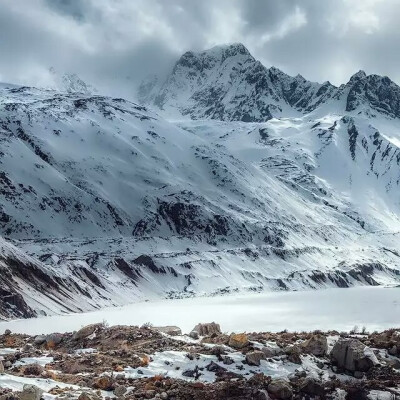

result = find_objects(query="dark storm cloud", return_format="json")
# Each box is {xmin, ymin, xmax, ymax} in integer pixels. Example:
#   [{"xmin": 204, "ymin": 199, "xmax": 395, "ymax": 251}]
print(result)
[
  {"xmin": 0, "ymin": 0, "xmax": 399, "ymax": 98},
  {"xmin": 44, "ymin": 0, "xmax": 89, "ymax": 21}
]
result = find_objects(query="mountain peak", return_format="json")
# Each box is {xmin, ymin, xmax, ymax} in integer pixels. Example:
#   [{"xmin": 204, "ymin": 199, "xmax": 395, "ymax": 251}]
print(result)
[
  {"xmin": 348, "ymin": 70, "xmax": 367, "ymax": 83},
  {"xmin": 180, "ymin": 43, "xmax": 253, "ymax": 64},
  {"xmin": 213, "ymin": 42, "xmax": 251, "ymax": 56}
]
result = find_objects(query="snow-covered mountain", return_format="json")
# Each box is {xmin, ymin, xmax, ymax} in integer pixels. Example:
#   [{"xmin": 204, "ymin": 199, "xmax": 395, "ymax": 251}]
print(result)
[
  {"xmin": 139, "ymin": 43, "xmax": 400, "ymax": 122},
  {"xmin": 48, "ymin": 67, "xmax": 97, "ymax": 94},
  {"xmin": 1, "ymin": 44, "xmax": 400, "ymax": 319}
]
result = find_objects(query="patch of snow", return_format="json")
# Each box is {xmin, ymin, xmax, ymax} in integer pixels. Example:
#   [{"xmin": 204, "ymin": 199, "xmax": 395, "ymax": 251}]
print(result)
[{"xmin": 0, "ymin": 287, "xmax": 399, "ymax": 335}]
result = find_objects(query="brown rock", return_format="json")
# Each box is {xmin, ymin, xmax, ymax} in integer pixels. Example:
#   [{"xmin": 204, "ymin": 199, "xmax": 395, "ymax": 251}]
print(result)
[
  {"xmin": 229, "ymin": 333, "xmax": 249, "ymax": 349},
  {"xmin": 246, "ymin": 350, "xmax": 266, "ymax": 366},
  {"xmin": 93, "ymin": 375, "xmax": 113, "ymax": 391},
  {"xmin": 73, "ymin": 323, "xmax": 103, "ymax": 340},
  {"xmin": 301, "ymin": 334, "xmax": 328, "ymax": 356}
]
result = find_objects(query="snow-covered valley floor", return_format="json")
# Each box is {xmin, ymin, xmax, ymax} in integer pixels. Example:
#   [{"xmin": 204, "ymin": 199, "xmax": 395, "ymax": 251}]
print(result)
[{"xmin": 1, "ymin": 286, "xmax": 398, "ymax": 335}]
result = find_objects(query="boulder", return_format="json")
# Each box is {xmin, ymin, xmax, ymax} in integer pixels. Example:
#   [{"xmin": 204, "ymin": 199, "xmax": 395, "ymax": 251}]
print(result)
[
  {"xmin": 246, "ymin": 350, "xmax": 266, "ymax": 366},
  {"xmin": 0, "ymin": 361, "xmax": 4, "ymax": 374},
  {"xmin": 4, "ymin": 329, "xmax": 11, "ymax": 336},
  {"xmin": 331, "ymin": 338, "xmax": 377, "ymax": 372},
  {"xmin": 222, "ymin": 356, "xmax": 235, "ymax": 365},
  {"xmin": 153, "ymin": 326, "xmax": 182, "ymax": 336},
  {"xmin": 267, "ymin": 379, "xmax": 293, "ymax": 399},
  {"xmin": 229, "ymin": 333, "xmax": 249, "ymax": 349},
  {"xmin": 192, "ymin": 322, "xmax": 221, "ymax": 336},
  {"xmin": 45, "ymin": 333, "xmax": 63, "ymax": 348},
  {"xmin": 210, "ymin": 345, "xmax": 226, "ymax": 356},
  {"xmin": 73, "ymin": 323, "xmax": 103, "ymax": 340},
  {"xmin": 114, "ymin": 385, "xmax": 127, "ymax": 397},
  {"xmin": 301, "ymin": 334, "xmax": 328, "ymax": 356},
  {"xmin": 189, "ymin": 330, "xmax": 200, "ymax": 340},
  {"xmin": 388, "ymin": 345, "xmax": 398, "ymax": 356},
  {"xmin": 33, "ymin": 335, "xmax": 47, "ymax": 346},
  {"xmin": 285, "ymin": 345, "xmax": 302, "ymax": 364},
  {"xmin": 262, "ymin": 345, "xmax": 284, "ymax": 358},
  {"xmin": 78, "ymin": 393, "xmax": 100, "ymax": 400},
  {"xmin": 299, "ymin": 377, "xmax": 325, "ymax": 397},
  {"xmin": 23, "ymin": 363, "xmax": 44, "ymax": 376},
  {"xmin": 93, "ymin": 375, "xmax": 113, "ymax": 391},
  {"xmin": 20, "ymin": 385, "xmax": 44, "ymax": 400}
]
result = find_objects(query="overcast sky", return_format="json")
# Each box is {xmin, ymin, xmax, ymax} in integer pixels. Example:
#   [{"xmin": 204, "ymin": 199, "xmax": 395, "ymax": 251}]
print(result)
[{"xmin": 1, "ymin": 0, "xmax": 399, "ymax": 98}]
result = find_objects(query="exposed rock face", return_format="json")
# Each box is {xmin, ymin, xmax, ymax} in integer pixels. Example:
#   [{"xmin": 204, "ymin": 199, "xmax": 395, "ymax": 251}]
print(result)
[
  {"xmin": 192, "ymin": 322, "xmax": 221, "ymax": 336},
  {"xmin": 301, "ymin": 334, "xmax": 328, "ymax": 356},
  {"xmin": 331, "ymin": 338, "xmax": 378, "ymax": 372},
  {"xmin": 140, "ymin": 43, "xmax": 400, "ymax": 122}
]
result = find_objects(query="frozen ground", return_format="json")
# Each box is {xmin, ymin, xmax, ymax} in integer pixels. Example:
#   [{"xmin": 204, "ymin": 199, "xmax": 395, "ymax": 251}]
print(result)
[{"xmin": 0, "ymin": 286, "xmax": 398, "ymax": 335}]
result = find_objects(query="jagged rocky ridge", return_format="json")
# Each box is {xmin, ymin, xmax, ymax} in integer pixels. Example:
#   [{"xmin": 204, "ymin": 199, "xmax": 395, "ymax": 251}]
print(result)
[
  {"xmin": 1, "ymin": 44, "xmax": 400, "ymax": 318},
  {"xmin": 139, "ymin": 43, "xmax": 400, "ymax": 122}
]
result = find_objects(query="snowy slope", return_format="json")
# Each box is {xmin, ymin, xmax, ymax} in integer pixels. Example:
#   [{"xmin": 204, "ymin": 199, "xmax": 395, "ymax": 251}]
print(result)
[{"xmin": 1, "ymin": 44, "xmax": 400, "ymax": 319}]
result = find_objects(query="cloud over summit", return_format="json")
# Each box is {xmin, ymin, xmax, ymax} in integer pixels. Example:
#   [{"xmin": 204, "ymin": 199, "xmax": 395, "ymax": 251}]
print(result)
[{"xmin": 0, "ymin": 0, "xmax": 399, "ymax": 98}]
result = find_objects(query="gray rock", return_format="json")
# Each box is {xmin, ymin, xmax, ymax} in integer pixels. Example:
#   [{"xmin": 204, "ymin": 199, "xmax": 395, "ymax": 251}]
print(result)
[
  {"xmin": 4, "ymin": 329, "xmax": 11, "ymax": 336},
  {"xmin": 45, "ymin": 333, "xmax": 63, "ymax": 347},
  {"xmin": 0, "ymin": 361, "xmax": 4, "ymax": 374},
  {"xmin": 33, "ymin": 335, "xmax": 47, "ymax": 345},
  {"xmin": 210, "ymin": 345, "xmax": 226, "ymax": 356},
  {"xmin": 262, "ymin": 345, "xmax": 284, "ymax": 358},
  {"xmin": 189, "ymin": 330, "xmax": 199, "ymax": 340},
  {"xmin": 192, "ymin": 322, "xmax": 221, "ymax": 336},
  {"xmin": 267, "ymin": 379, "xmax": 293, "ymax": 399},
  {"xmin": 114, "ymin": 385, "xmax": 127, "ymax": 397},
  {"xmin": 78, "ymin": 392, "xmax": 100, "ymax": 400},
  {"xmin": 256, "ymin": 390, "xmax": 270, "ymax": 400},
  {"xmin": 388, "ymin": 345, "xmax": 398, "ymax": 356},
  {"xmin": 160, "ymin": 392, "xmax": 168, "ymax": 400},
  {"xmin": 246, "ymin": 350, "xmax": 266, "ymax": 366},
  {"xmin": 222, "ymin": 356, "xmax": 235, "ymax": 365},
  {"xmin": 20, "ymin": 385, "xmax": 44, "ymax": 400},
  {"xmin": 331, "ymin": 338, "xmax": 377, "ymax": 372},
  {"xmin": 153, "ymin": 326, "xmax": 182, "ymax": 336}
]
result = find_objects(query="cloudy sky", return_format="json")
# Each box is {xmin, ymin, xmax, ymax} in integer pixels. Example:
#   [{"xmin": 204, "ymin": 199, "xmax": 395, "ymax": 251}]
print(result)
[{"xmin": 1, "ymin": 0, "xmax": 399, "ymax": 98}]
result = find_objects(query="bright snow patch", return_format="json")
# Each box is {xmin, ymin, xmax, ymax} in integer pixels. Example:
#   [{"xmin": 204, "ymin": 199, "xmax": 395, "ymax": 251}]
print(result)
[{"xmin": 0, "ymin": 286, "xmax": 398, "ymax": 335}]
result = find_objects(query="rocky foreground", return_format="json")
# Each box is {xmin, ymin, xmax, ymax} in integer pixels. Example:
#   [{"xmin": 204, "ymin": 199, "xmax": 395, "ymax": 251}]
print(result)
[{"xmin": 0, "ymin": 323, "xmax": 399, "ymax": 400}]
